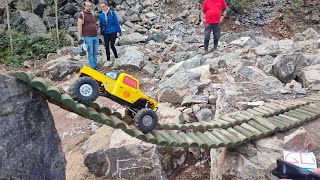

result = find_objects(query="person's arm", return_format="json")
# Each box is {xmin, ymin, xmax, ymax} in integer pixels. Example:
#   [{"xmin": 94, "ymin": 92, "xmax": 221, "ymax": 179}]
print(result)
[
  {"xmin": 113, "ymin": 11, "xmax": 122, "ymax": 37},
  {"xmin": 200, "ymin": 11, "xmax": 206, "ymax": 26},
  {"xmin": 220, "ymin": 0, "xmax": 228, "ymax": 22},
  {"xmin": 99, "ymin": 13, "xmax": 103, "ymax": 34},
  {"xmin": 200, "ymin": 0, "xmax": 207, "ymax": 26},
  {"xmin": 77, "ymin": 13, "xmax": 83, "ymax": 39},
  {"xmin": 220, "ymin": 8, "xmax": 227, "ymax": 22}
]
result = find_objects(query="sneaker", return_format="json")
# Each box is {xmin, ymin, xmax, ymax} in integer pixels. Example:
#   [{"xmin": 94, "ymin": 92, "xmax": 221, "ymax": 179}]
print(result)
[
  {"xmin": 202, "ymin": 50, "xmax": 209, "ymax": 55},
  {"xmin": 212, "ymin": 49, "xmax": 220, "ymax": 54}
]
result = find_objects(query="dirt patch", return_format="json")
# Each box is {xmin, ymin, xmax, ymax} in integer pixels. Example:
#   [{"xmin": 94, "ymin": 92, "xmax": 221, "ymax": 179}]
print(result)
[
  {"xmin": 169, "ymin": 154, "xmax": 210, "ymax": 180},
  {"xmin": 262, "ymin": 7, "xmax": 320, "ymax": 38},
  {"xmin": 49, "ymin": 103, "xmax": 94, "ymax": 180},
  {"xmin": 222, "ymin": 17, "xmax": 252, "ymax": 34}
]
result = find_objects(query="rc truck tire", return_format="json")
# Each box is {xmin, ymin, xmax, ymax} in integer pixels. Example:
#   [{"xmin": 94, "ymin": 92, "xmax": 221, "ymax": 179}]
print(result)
[
  {"xmin": 69, "ymin": 77, "xmax": 99, "ymax": 104},
  {"xmin": 134, "ymin": 108, "xmax": 158, "ymax": 133}
]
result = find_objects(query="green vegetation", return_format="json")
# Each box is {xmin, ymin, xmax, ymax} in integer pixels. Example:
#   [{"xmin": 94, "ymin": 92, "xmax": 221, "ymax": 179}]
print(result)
[
  {"xmin": 226, "ymin": 0, "xmax": 255, "ymax": 13},
  {"xmin": 289, "ymin": 0, "xmax": 303, "ymax": 8},
  {"xmin": 0, "ymin": 30, "xmax": 72, "ymax": 67}
]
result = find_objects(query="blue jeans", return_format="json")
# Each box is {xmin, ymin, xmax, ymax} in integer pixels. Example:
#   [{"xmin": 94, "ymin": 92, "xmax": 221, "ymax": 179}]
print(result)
[{"xmin": 84, "ymin": 36, "xmax": 99, "ymax": 69}]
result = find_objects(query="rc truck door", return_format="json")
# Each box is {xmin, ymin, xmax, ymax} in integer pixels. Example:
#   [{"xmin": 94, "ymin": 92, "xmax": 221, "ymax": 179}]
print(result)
[{"xmin": 118, "ymin": 75, "xmax": 140, "ymax": 104}]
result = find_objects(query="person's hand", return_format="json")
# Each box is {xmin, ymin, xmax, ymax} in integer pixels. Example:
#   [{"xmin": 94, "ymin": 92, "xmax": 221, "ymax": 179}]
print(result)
[
  {"xmin": 79, "ymin": 38, "xmax": 84, "ymax": 44},
  {"xmin": 117, "ymin": 32, "xmax": 120, "ymax": 38},
  {"xmin": 312, "ymin": 168, "xmax": 320, "ymax": 175},
  {"xmin": 220, "ymin": 16, "xmax": 225, "ymax": 23},
  {"xmin": 200, "ymin": 21, "xmax": 205, "ymax": 27}
]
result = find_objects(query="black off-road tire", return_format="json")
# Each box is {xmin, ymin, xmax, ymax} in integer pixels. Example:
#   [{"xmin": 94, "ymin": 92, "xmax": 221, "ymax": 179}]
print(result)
[
  {"xmin": 69, "ymin": 77, "xmax": 99, "ymax": 104},
  {"xmin": 134, "ymin": 108, "xmax": 158, "ymax": 133}
]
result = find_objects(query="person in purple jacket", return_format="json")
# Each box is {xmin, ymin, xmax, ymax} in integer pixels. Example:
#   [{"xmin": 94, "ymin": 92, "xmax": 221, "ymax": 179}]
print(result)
[{"xmin": 99, "ymin": 0, "xmax": 122, "ymax": 61}]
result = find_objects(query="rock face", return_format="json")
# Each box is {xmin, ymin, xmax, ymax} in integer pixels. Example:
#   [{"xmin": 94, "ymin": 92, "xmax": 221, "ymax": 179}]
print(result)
[
  {"xmin": 82, "ymin": 126, "xmax": 186, "ymax": 179},
  {"xmin": 272, "ymin": 53, "xmax": 308, "ymax": 83},
  {"xmin": 0, "ymin": 74, "xmax": 66, "ymax": 179},
  {"xmin": 12, "ymin": 10, "xmax": 47, "ymax": 34}
]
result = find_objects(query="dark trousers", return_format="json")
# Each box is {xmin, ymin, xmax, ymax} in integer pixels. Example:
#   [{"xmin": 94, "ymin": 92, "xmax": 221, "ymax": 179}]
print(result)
[
  {"xmin": 103, "ymin": 33, "xmax": 118, "ymax": 61},
  {"xmin": 204, "ymin": 23, "xmax": 221, "ymax": 51}
]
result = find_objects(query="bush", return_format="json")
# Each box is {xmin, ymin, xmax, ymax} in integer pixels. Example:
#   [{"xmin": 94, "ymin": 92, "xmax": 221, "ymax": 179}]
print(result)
[
  {"xmin": 289, "ymin": 0, "xmax": 303, "ymax": 8},
  {"xmin": 0, "ymin": 30, "xmax": 71, "ymax": 67},
  {"xmin": 226, "ymin": 0, "xmax": 255, "ymax": 13}
]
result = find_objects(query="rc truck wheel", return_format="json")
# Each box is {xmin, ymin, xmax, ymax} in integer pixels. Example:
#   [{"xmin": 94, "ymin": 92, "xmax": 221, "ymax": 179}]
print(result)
[
  {"xmin": 134, "ymin": 108, "xmax": 158, "ymax": 133},
  {"xmin": 69, "ymin": 77, "xmax": 99, "ymax": 104}
]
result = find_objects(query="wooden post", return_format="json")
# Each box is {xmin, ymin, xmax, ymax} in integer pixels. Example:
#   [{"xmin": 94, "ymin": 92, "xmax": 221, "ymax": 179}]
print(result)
[
  {"xmin": 54, "ymin": 0, "xmax": 59, "ymax": 43},
  {"xmin": 5, "ymin": 0, "xmax": 13, "ymax": 51}
]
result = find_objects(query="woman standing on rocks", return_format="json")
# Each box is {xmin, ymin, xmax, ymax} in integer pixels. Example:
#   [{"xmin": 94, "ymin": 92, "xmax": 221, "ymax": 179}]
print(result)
[{"xmin": 99, "ymin": 0, "xmax": 122, "ymax": 61}]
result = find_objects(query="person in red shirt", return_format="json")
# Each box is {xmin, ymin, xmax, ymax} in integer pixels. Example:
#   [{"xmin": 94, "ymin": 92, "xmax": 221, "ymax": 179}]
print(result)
[{"xmin": 201, "ymin": 0, "xmax": 228, "ymax": 54}]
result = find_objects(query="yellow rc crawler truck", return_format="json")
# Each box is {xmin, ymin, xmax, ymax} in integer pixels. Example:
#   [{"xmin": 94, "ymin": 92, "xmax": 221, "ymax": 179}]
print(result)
[{"xmin": 69, "ymin": 65, "xmax": 158, "ymax": 133}]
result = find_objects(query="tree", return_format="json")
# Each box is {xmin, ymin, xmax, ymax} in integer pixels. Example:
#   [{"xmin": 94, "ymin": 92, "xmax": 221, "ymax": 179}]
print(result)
[
  {"xmin": 54, "ymin": 0, "xmax": 59, "ymax": 43},
  {"xmin": 5, "ymin": 0, "xmax": 13, "ymax": 51}
]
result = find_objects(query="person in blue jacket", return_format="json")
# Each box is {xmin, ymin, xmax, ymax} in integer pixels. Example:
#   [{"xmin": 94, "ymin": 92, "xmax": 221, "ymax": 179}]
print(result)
[{"xmin": 99, "ymin": 0, "xmax": 122, "ymax": 61}]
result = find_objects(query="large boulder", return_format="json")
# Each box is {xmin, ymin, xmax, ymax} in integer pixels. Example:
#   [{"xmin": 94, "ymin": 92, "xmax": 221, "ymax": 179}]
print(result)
[
  {"xmin": 277, "ymin": 39, "xmax": 293, "ymax": 52},
  {"xmin": 60, "ymin": 3, "xmax": 79, "ymax": 15},
  {"xmin": 272, "ymin": 52, "xmax": 309, "ymax": 83},
  {"xmin": 12, "ymin": 10, "xmax": 47, "ymax": 34},
  {"xmin": 115, "ymin": 46, "xmax": 148, "ymax": 70},
  {"xmin": 124, "ymin": 13, "xmax": 141, "ymax": 22},
  {"xmin": 205, "ymin": 52, "xmax": 241, "ymax": 68},
  {"xmin": 304, "ymin": 53, "xmax": 320, "ymax": 65},
  {"xmin": 182, "ymin": 95, "xmax": 209, "ymax": 106},
  {"xmin": 156, "ymin": 87, "xmax": 183, "ymax": 104},
  {"xmin": 118, "ymin": 33, "xmax": 147, "ymax": 45},
  {"xmin": 195, "ymin": 108, "xmax": 214, "ymax": 122},
  {"xmin": 48, "ymin": 58, "xmax": 82, "ymax": 81},
  {"xmin": 81, "ymin": 125, "xmax": 186, "ymax": 179},
  {"xmin": 298, "ymin": 64, "xmax": 320, "ymax": 87},
  {"xmin": 159, "ymin": 70, "xmax": 201, "ymax": 97},
  {"xmin": 0, "ymin": 74, "xmax": 66, "ymax": 179},
  {"xmin": 219, "ymin": 30, "xmax": 257, "ymax": 43},
  {"xmin": 156, "ymin": 103, "xmax": 184, "ymax": 124},
  {"xmin": 188, "ymin": 65, "xmax": 212, "ymax": 82},
  {"xmin": 256, "ymin": 55, "xmax": 274, "ymax": 74},
  {"xmin": 15, "ymin": 0, "xmax": 48, "ymax": 16},
  {"xmin": 293, "ymin": 28, "xmax": 319, "ymax": 42},
  {"xmin": 253, "ymin": 40, "xmax": 280, "ymax": 56},
  {"xmin": 238, "ymin": 66, "xmax": 283, "ymax": 89},
  {"xmin": 210, "ymin": 136, "xmax": 283, "ymax": 180},
  {"xmin": 164, "ymin": 55, "xmax": 204, "ymax": 77},
  {"xmin": 174, "ymin": 51, "xmax": 190, "ymax": 62},
  {"xmin": 293, "ymin": 39, "xmax": 318, "ymax": 51}
]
